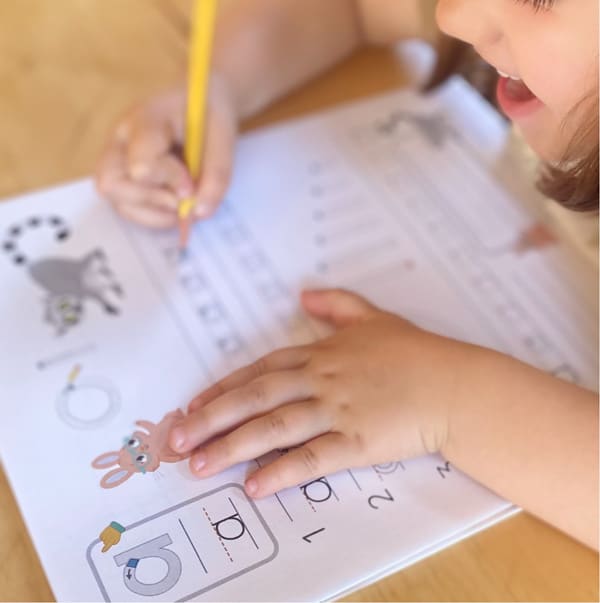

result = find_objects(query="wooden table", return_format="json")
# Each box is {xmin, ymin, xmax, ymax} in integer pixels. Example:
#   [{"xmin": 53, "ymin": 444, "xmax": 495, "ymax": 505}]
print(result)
[{"xmin": 0, "ymin": 1, "xmax": 597, "ymax": 600}]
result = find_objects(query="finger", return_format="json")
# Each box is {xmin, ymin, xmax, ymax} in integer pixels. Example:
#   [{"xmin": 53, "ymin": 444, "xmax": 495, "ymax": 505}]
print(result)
[
  {"xmin": 188, "ymin": 400, "xmax": 331, "ymax": 477},
  {"xmin": 96, "ymin": 137, "xmax": 180, "ymax": 212},
  {"xmin": 127, "ymin": 113, "xmax": 175, "ymax": 182},
  {"xmin": 140, "ymin": 154, "xmax": 193, "ymax": 197},
  {"xmin": 96, "ymin": 134, "xmax": 128, "ymax": 194},
  {"xmin": 102, "ymin": 178, "xmax": 179, "ymax": 211},
  {"xmin": 171, "ymin": 369, "xmax": 316, "ymax": 453},
  {"xmin": 187, "ymin": 346, "xmax": 311, "ymax": 413},
  {"xmin": 115, "ymin": 201, "xmax": 178, "ymax": 229},
  {"xmin": 101, "ymin": 543, "xmax": 110, "ymax": 553},
  {"xmin": 192, "ymin": 105, "xmax": 237, "ymax": 219},
  {"xmin": 300, "ymin": 288, "xmax": 378, "ymax": 328},
  {"xmin": 244, "ymin": 432, "xmax": 357, "ymax": 498},
  {"xmin": 114, "ymin": 118, "xmax": 132, "ymax": 144}
]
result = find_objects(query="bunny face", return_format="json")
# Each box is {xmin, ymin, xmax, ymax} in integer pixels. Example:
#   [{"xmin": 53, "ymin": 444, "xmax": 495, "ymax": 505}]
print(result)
[
  {"xmin": 120, "ymin": 431, "xmax": 161, "ymax": 473},
  {"xmin": 92, "ymin": 430, "xmax": 162, "ymax": 489},
  {"xmin": 92, "ymin": 410, "xmax": 189, "ymax": 489}
]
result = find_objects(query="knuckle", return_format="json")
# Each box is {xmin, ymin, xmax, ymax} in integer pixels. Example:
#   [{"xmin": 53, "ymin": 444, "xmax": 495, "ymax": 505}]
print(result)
[
  {"xmin": 336, "ymin": 401, "xmax": 351, "ymax": 418},
  {"xmin": 252, "ymin": 356, "xmax": 269, "ymax": 379},
  {"xmin": 313, "ymin": 362, "xmax": 339, "ymax": 388},
  {"xmin": 246, "ymin": 380, "xmax": 268, "ymax": 410},
  {"xmin": 298, "ymin": 445, "xmax": 320, "ymax": 474},
  {"xmin": 265, "ymin": 412, "xmax": 287, "ymax": 438}
]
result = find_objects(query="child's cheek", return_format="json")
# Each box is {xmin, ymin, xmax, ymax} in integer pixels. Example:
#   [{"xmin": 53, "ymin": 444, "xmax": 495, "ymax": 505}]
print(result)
[{"xmin": 520, "ymin": 19, "xmax": 597, "ymax": 119}]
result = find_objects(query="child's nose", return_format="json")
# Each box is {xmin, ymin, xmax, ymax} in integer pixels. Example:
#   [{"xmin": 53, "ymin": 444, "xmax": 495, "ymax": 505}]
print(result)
[{"xmin": 436, "ymin": 0, "xmax": 503, "ymax": 50}]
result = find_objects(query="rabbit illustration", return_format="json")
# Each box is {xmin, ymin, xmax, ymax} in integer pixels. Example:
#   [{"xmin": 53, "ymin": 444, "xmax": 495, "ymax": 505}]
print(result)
[{"xmin": 92, "ymin": 410, "xmax": 189, "ymax": 489}]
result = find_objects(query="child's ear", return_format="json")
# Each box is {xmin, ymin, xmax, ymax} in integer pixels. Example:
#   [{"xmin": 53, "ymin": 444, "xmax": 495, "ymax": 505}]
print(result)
[
  {"xmin": 100, "ymin": 468, "xmax": 133, "ymax": 489},
  {"xmin": 92, "ymin": 451, "xmax": 120, "ymax": 469}
]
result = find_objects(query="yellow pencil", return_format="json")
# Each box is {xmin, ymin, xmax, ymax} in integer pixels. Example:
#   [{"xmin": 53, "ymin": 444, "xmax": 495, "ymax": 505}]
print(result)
[{"xmin": 178, "ymin": 0, "xmax": 218, "ymax": 249}]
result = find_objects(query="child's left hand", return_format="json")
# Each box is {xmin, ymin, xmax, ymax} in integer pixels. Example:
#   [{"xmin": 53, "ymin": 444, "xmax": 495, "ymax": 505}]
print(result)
[{"xmin": 169, "ymin": 288, "xmax": 474, "ymax": 498}]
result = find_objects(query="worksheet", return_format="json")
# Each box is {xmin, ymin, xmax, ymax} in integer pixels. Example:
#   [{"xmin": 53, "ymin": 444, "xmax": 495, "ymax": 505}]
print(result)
[{"xmin": 0, "ymin": 78, "xmax": 597, "ymax": 602}]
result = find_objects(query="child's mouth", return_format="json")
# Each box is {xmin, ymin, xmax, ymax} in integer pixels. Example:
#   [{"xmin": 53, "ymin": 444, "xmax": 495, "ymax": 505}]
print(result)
[{"xmin": 496, "ymin": 75, "xmax": 544, "ymax": 121}]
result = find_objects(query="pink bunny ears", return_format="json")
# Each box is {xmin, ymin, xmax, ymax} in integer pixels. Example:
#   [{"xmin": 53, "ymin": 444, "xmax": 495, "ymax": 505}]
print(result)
[
  {"xmin": 92, "ymin": 451, "xmax": 135, "ymax": 489},
  {"xmin": 91, "ymin": 411, "xmax": 188, "ymax": 489}
]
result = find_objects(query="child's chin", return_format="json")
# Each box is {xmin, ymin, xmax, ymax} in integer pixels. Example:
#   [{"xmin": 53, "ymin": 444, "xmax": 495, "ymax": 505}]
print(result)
[{"xmin": 518, "ymin": 120, "xmax": 567, "ymax": 164}]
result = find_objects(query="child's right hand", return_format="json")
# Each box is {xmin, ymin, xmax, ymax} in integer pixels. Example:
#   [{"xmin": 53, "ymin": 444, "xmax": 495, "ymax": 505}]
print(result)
[{"xmin": 95, "ymin": 75, "xmax": 238, "ymax": 228}]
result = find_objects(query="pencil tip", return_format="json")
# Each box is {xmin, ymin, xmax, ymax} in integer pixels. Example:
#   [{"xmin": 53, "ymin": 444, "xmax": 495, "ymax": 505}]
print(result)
[{"xmin": 178, "ymin": 214, "xmax": 191, "ymax": 253}]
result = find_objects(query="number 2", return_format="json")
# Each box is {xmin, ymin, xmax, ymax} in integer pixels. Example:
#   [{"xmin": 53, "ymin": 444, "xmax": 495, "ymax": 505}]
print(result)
[{"xmin": 368, "ymin": 488, "xmax": 394, "ymax": 510}]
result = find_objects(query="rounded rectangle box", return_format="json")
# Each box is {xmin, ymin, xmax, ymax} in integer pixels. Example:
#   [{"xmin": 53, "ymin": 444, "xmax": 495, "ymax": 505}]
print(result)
[{"xmin": 87, "ymin": 483, "xmax": 279, "ymax": 601}]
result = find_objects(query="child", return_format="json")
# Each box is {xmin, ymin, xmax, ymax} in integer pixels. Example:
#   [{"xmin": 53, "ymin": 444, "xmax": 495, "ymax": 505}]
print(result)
[{"xmin": 96, "ymin": 0, "xmax": 599, "ymax": 549}]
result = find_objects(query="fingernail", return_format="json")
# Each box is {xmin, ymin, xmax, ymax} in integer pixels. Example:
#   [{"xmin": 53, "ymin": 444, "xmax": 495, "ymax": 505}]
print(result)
[
  {"xmin": 170, "ymin": 427, "xmax": 186, "ymax": 451},
  {"xmin": 130, "ymin": 163, "xmax": 149, "ymax": 180},
  {"xmin": 245, "ymin": 478, "xmax": 258, "ymax": 496},
  {"xmin": 192, "ymin": 451, "xmax": 206, "ymax": 473}
]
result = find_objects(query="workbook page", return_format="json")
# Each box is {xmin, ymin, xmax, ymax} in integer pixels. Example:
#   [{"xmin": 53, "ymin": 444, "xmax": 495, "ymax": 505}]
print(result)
[{"xmin": 0, "ymin": 78, "xmax": 596, "ymax": 602}]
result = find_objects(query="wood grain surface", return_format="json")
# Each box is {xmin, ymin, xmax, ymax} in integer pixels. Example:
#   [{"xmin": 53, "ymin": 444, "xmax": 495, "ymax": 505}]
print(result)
[{"xmin": 0, "ymin": 1, "xmax": 597, "ymax": 601}]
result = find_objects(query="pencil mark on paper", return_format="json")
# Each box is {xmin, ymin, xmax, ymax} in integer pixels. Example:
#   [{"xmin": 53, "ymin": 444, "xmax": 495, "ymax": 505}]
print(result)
[{"xmin": 436, "ymin": 461, "xmax": 452, "ymax": 479}]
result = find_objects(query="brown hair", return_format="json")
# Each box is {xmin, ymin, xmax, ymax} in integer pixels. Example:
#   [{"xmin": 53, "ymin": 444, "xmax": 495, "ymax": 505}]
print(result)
[
  {"xmin": 537, "ymin": 94, "xmax": 599, "ymax": 212},
  {"xmin": 426, "ymin": 36, "xmax": 599, "ymax": 213}
]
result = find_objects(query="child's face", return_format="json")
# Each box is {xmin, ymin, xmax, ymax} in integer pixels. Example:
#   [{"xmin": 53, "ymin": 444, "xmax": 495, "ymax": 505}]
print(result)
[{"xmin": 436, "ymin": 0, "xmax": 598, "ymax": 161}]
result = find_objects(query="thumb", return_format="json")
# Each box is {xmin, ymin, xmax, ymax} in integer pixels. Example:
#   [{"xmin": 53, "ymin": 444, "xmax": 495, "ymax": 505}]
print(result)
[
  {"xmin": 301, "ymin": 288, "xmax": 378, "ymax": 328},
  {"xmin": 192, "ymin": 104, "xmax": 236, "ymax": 219}
]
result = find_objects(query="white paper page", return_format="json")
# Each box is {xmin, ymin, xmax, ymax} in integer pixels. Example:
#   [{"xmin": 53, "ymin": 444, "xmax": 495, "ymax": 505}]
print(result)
[{"xmin": 0, "ymin": 79, "xmax": 596, "ymax": 602}]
